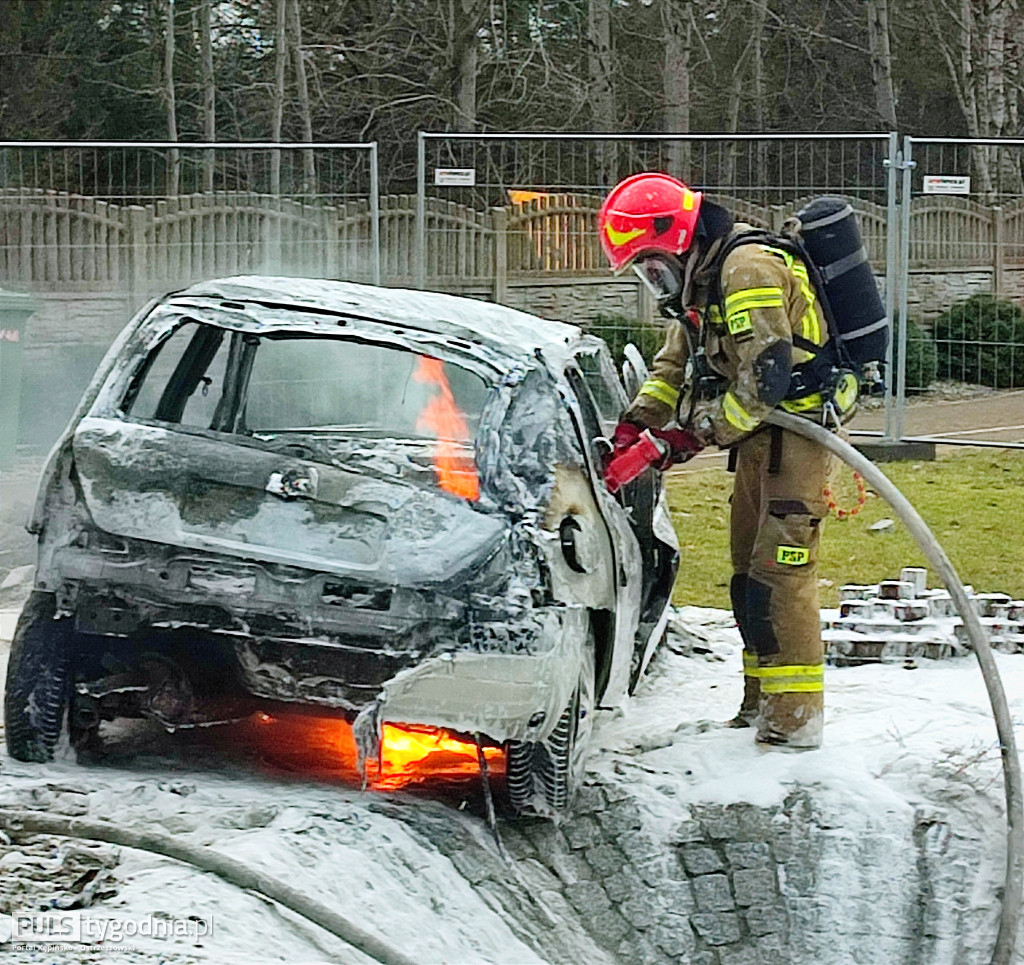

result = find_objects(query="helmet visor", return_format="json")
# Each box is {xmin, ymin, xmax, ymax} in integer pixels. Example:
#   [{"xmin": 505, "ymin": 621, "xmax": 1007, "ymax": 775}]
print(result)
[{"xmin": 631, "ymin": 254, "xmax": 683, "ymax": 303}]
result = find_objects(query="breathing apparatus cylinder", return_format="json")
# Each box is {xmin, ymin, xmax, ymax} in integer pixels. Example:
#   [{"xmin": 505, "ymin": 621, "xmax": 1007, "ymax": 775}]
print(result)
[{"xmin": 794, "ymin": 197, "xmax": 889, "ymax": 375}]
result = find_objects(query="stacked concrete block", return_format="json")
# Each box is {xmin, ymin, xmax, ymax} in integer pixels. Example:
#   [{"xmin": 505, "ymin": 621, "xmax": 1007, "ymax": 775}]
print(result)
[{"xmin": 823, "ymin": 567, "xmax": 1024, "ymax": 665}]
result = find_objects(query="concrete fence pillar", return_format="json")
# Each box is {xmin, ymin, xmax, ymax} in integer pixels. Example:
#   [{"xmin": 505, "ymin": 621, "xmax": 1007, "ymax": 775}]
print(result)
[{"xmin": 492, "ymin": 207, "xmax": 508, "ymax": 305}]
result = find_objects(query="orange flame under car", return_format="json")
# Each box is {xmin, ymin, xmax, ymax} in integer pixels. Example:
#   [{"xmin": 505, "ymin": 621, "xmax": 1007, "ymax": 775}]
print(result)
[
  {"xmin": 413, "ymin": 356, "xmax": 480, "ymax": 500},
  {"xmin": 244, "ymin": 713, "xmax": 503, "ymax": 790}
]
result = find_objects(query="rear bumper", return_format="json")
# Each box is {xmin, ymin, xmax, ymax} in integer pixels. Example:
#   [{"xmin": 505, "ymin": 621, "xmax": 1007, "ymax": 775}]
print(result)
[{"xmin": 379, "ymin": 606, "xmax": 589, "ymax": 744}]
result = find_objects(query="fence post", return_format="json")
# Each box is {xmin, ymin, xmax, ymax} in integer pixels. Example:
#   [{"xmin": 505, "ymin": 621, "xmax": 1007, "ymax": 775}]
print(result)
[
  {"xmin": 770, "ymin": 204, "xmax": 787, "ymax": 233},
  {"xmin": 128, "ymin": 205, "xmax": 148, "ymax": 309},
  {"xmin": 492, "ymin": 207, "xmax": 507, "ymax": 304},
  {"xmin": 322, "ymin": 205, "xmax": 338, "ymax": 279},
  {"xmin": 416, "ymin": 132, "xmax": 426, "ymax": 289},
  {"xmin": 993, "ymin": 205, "xmax": 1005, "ymax": 297}
]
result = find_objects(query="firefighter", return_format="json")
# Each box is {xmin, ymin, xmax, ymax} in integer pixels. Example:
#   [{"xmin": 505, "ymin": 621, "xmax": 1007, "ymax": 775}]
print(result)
[{"xmin": 598, "ymin": 172, "xmax": 857, "ymax": 749}]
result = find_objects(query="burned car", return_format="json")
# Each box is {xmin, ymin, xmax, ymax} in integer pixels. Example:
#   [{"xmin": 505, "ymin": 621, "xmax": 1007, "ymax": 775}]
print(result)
[{"xmin": 5, "ymin": 277, "xmax": 678, "ymax": 812}]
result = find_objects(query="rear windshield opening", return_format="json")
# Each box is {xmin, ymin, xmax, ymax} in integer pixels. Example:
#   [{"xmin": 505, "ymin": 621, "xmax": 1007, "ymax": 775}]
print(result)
[
  {"xmin": 244, "ymin": 336, "xmax": 490, "ymax": 442},
  {"xmin": 125, "ymin": 323, "xmax": 490, "ymax": 444}
]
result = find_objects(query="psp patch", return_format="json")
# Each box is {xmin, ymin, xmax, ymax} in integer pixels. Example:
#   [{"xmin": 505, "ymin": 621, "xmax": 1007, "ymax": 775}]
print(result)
[
  {"xmin": 776, "ymin": 545, "xmax": 810, "ymax": 566},
  {"xmin": 726, "ymin": 309, "xmax": 754, "ymax": 341}
]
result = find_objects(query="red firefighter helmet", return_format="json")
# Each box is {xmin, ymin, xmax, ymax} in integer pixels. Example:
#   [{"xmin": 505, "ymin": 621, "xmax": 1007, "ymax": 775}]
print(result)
[{"xmin": 597, "ymin": 173, "xmax": 702, "ymax": 272}]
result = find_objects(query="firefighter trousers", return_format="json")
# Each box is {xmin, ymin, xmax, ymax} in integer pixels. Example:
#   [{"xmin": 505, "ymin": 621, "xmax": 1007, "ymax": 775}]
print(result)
[{"xmin": 729, "ymin": 426, "xmax": 831, "ymax": 747}]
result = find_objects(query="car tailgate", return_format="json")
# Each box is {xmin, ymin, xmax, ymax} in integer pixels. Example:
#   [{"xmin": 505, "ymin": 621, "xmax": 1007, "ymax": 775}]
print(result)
[{"xmin": 72, "ymin": 416, "xmax": 504, "ymax": 583}]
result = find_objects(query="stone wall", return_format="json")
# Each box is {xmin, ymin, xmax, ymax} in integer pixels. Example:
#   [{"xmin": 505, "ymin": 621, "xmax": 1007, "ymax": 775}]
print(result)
[
  {"xmin": 908, "ymin": 267, "xmax": 1024, "ymax": 321},
  {"xmin": 385, "ymin": 775, "xmax": 1001, "ymax": 965}
]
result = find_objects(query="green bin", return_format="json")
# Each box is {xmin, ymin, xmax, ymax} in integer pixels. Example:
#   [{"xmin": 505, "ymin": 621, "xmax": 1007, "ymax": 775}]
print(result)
[{"xmin": 0, "ymin": 289, "xmax": 38, "ymax": 471}]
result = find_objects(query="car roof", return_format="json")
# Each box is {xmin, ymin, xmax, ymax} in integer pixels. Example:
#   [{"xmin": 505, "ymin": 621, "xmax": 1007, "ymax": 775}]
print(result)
[{"xmin": 173, "ymin": 275, "xmax": 586, "ymax": 369}]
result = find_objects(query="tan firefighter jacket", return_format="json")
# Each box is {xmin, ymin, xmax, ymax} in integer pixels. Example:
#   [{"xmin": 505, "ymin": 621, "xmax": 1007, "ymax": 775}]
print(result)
[{"xmin": 625, "ymin": 223, "xmax": 857, "ymax": 447}]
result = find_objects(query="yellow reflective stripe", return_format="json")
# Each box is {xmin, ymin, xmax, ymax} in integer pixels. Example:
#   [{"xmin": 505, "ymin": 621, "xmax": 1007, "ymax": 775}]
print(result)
[
  {"xmin": 638, "ymin": 378, "xmax": 680, "ymax": 408},
  {"xmin": 800, "ymin": 308, "xmax": 821, "ymax": 346},
  {"xmin": 748, "ymin": 663, "xmax": 824, "ymax": 679},
  {"xmin": 724, "ymin": 286, "xmax": 784, "ymax": 316},
  {"xmin": 780, "ymin": 393, "xmax": 824, "ymax": 413},
  {"xmin": 722, "ymin": 391, "xmax": 759, "ymax": 432},
  {"xmin": 682, "ymin": 189, "xmax": 696, "ymax": 211},
  {"xmin": 758, "ymin": 245, "xmax": 822, "ymax": 346},
  {"xmin": 760, "ymin": 245, "xmax": 794, "ymax": 266},
  {"xmin": 761, "ymin": 679, "xmax": 825, "ymax": 694},
  {"xmin": 743, "ymin": 651, "xmax": 759, "ymax": 671}
]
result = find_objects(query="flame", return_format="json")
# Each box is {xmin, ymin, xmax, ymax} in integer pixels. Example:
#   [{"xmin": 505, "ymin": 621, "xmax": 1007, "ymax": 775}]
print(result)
[
  {"xmin": 413, "ymin": 356, "xmax": 480, "ymax": 500},
  {"xmin": 240, "ymin": 713, "xmax": 503, "ymax": 790},
  {"xmin": 375, "ymin": 724, "xmax": 504, "ymax": 790}
]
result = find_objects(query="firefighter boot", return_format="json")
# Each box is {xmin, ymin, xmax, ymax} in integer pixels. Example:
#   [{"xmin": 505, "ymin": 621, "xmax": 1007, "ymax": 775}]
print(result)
[
  {"xmin": 756, "ymin": 687, "xmax": 824, "ymax": 749},
  {"xmin": 725, "ymin": 650, "xmax": 760, "ymax": 728}
]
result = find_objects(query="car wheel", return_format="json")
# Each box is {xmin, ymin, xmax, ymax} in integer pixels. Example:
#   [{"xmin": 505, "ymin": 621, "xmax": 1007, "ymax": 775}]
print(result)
[
  {"xmin": 4, "ymin": 591, "xmax": 73, "ymax": 762},
  {"xmin": 507, "ymin": 633, "xmax": 596, "ymax": 814}
]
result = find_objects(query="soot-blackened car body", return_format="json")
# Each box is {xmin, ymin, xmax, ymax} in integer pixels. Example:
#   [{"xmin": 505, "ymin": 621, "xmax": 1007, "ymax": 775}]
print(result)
[{"xmin": 6, "ymin": 277, "xmax": 678, "ymax": 812}]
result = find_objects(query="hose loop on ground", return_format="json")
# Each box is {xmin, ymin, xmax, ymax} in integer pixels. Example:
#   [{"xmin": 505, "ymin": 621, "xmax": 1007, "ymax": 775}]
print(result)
[{"xmin": 0, "ymin": 809, "xmax": 420, "ymax": 965}]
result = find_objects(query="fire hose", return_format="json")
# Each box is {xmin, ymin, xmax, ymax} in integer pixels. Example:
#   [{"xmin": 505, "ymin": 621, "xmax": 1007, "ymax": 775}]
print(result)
[
  {"xmin": 763, "ymin": 409, "xmax": 1023, "ymax": 965},
  {"xmin": 0, "ymin": 808, "xmax": 420, "ymax": 965}
]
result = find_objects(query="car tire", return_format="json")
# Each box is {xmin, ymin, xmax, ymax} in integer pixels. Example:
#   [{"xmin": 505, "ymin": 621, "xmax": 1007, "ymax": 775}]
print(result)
[
  {"xmin": 4, "ymin": 591, "xmax": 73, "ymax": 763},
  {"xmin": 507, "ymin": 632, "xmax": 596, "ymax": 814}
]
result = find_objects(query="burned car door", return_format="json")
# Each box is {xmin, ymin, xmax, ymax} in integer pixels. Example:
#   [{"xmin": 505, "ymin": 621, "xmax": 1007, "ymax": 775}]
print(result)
[{"xmin": 568, "ymin": 344, "xmax": 679, "ymax": 690}]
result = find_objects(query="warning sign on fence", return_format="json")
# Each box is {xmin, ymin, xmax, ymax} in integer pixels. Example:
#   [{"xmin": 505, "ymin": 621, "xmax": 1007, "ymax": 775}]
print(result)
[
  {"xmin": 434, "ymin": 168, "xmax": 476, "ymax": 186},
  {"xmin": 922, "ymin": 175, "xmax": 971, "ymax": 195}
]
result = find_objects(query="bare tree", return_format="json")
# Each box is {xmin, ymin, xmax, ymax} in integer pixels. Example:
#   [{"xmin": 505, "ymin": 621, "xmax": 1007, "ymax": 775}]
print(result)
[
  {"xmin": 919, "ymin": 0, "xmax": 1023, "ymax": 195},
  {"xmin": 588, "ymin": 0, "xmax": 617, "ymax": 185},
  {"xmin": 164, "ymin": 0, "xmax": 180, "ymax": 195},
  {"xmin": 451, "ymin": 0, "xmax": 488, "ymax": 132},
  {"xmin": 199, "ymin": 0, "xmax": 215, "ymax": 191},
  {"xmin": 866, "ymin": 0, "xmax": 897, "ymax": 130},
  {"xmin": 721, "ymin": 1, "xmax": 767, "ymax": 187},
  {"xmin": 287, "ymin": 0, "xmax": 316, "ymax": 196},
  {"xmin": 271, "ymin": 0, "xmax": 287, "ymax": 195},
  {"xmin": 661, "ymin": 0, "xmax": 692, "ymax": 177}
]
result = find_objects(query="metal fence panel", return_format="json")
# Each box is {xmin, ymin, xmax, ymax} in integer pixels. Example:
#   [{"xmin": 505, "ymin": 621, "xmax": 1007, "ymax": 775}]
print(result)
[
  {"xmin": 897, "ymin": 137, "xmax": 1024, "ymax": 446},
  {"xmin": 0, "ymin": 141, "xmax": 381, "ymax": 294}
]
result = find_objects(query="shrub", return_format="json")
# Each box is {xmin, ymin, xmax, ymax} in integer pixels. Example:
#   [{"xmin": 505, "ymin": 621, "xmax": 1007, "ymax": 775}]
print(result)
[
  {"xmin": 891, "ymin": 316, "xmax": 938, "ymax": 392},
  {"xmin": 586, "ymin": 312, "xmax": 666, "ymax": 368},
  {"xmin": 932, "ymin": 294, "xmax": 1024, "ymax": 388}
]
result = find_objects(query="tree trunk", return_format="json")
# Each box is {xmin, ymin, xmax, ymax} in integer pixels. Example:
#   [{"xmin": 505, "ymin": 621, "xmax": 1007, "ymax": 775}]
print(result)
[
  {"xmin": 452, "ymin": 0, "xmax": 484, "ymax": 132},
  {"xmin": 164, "ymin": 0, "xmax": 179, "ymax": 196},
  {"xmin": 720, "ymin": 4, "xmax": 764, "ymax": 189},
  {"xmin": 752, "ymin": 0, "xmax": 767, "ymax": 183},
  {"xmin": 866, "ymin": 0, "xmax": 897, "ymax": 130},
  {"xmin": 661, "ymin": 0, "xmax": 691, "ymax": 177},
  {"xmin": 199, "ymin": 0, "xmax": 215, "ymax": 192},
  {"xmin": 271, "ymin": 0, "xmax": 287, "ymax": 195},
  {"xmin": 287, "ymin": 0, "xmax": 316, "ymax": 197},
  {"xmin": 588, "ymin": 0, "xmax": 617, "ymax": 186}
]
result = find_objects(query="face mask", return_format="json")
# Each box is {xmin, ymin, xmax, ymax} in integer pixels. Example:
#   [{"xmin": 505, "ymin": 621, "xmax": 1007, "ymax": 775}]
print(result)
[{"xmin": 632, "ymin": 254, "xmax": 684, "ymax": 312}]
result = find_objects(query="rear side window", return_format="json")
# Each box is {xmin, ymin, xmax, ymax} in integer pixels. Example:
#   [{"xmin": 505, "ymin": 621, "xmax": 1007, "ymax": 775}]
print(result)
[
  {"xmin": 126, "ymin": 321, "xmax": 233, "ymax": 428},
  {"xmin": 243, "ymin": 337, "xmax": 490, "ymax": 440}
]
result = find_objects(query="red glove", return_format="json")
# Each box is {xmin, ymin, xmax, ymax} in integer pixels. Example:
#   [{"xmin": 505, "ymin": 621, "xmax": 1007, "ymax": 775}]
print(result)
[
  {"xmin": 649, "ymin": 427, "xmax": 703, "ymax": 468},
  {"xmin": 611, "ymin": 421, "xmax": 642, "ymax": 458}
]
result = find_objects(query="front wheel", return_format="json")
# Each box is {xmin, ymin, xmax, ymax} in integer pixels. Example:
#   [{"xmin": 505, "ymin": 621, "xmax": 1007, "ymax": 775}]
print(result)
[
  {"xmin": 507, "ymin": 634, "xmax": 595, "ymax": 815},
  {"xmin": 4, "ymin": 591, "xmax": 73, "ymax": 762}
]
